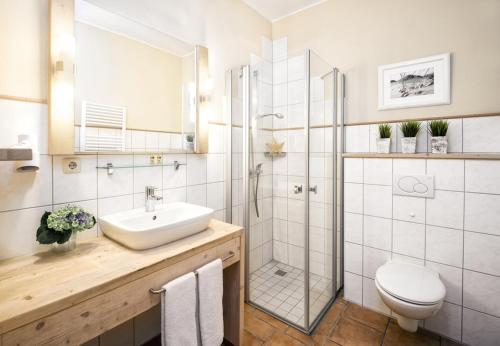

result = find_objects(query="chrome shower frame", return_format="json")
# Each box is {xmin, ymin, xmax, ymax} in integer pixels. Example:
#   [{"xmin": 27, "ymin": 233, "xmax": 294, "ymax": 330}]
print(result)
[{"xmin": 224, "ymin": 56, "xmax": 345, "ymax": 334}]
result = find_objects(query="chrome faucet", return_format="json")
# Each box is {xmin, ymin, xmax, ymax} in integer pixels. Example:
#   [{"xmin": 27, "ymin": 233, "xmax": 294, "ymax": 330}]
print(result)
[{"xmin": 145, "ymin": 186, "xmax": 163, "ymax": 212}]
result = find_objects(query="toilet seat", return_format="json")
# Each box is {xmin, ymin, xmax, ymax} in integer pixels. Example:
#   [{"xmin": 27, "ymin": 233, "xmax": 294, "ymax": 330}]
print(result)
[{"xmin": 375, "ymin": 261, "xmax": 445, "ymax": 306}]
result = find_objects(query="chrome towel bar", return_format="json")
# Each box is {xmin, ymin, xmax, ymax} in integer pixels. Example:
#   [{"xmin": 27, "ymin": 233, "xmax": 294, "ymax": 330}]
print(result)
[{"xmin": 149, "ymin": 251, "xmax": 236, "ymax": 294}]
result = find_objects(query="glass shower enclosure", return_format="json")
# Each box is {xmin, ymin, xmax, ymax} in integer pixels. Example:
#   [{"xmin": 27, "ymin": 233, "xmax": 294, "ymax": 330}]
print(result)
[{"xmin": 225, "ymin": 49, "xmax": 345, "ymax": 333}]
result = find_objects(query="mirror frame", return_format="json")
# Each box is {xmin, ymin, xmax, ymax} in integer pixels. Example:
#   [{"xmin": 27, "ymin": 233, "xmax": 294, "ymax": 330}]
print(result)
[{"xmin": 48, "ymin": 0, "xmax": 209, "ymax": 154}]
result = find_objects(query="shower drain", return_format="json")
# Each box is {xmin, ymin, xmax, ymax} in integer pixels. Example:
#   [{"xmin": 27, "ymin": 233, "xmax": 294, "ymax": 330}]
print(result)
[{"xmin": 275, "ymin": 269, "xmax": 287, "ymax": 277}]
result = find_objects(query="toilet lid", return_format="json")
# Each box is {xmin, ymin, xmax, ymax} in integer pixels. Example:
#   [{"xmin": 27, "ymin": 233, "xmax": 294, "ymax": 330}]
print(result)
[{"xmin": 375, "ymin": 261, "xmax": 446, "ymax": 305}]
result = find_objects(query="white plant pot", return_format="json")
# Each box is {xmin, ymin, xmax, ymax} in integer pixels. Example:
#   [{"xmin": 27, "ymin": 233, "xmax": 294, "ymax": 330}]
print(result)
[
  {"xmin": 185, "ymin": 141, "xmax": 194, "ymax": 151},
  {"xmin": 431, "ymin": 136, "xmax": 448, "ymax": 154},
  {"xmin": 401, "ymin": 137, "xmax": 417, "ymax": 154},
  {"xmin": 376, "ymin": 138, "xmax": 391, "ymax": 153}
]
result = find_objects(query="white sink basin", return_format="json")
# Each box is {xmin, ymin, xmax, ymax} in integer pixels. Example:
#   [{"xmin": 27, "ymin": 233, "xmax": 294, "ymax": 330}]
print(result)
[{"xmin": 99, "ymin": 202, "xmax": 214, "ymax": 250}]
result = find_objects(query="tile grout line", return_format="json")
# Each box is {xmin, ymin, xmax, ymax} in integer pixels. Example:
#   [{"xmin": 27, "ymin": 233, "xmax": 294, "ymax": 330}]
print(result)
[
  {"xmin": 422, "ymin": 158, "xmax": 428, "ymax": 329},
  {"xmin": 361, "ymin": 158, "xmax": 364, "ymax": 307},
  {"xmin": 461, "ymin": 158, "xmax": 466, "ymax": 343}
]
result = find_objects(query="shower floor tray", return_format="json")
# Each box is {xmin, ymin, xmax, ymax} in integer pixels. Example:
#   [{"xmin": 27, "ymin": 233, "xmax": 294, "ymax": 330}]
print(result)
[{"xmin": 249, "ymin": 260, "xmax": 333, "ymax": 326}]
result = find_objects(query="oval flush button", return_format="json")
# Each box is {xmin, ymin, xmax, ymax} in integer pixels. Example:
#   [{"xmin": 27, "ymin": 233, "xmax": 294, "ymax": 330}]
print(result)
[
  {"xmin": 414, "ymin": 183, "xmax": 428, "ymax": 194},
  {"xmin": 410, "ymin": 212, "xmax": 416, "ymax": 218}
]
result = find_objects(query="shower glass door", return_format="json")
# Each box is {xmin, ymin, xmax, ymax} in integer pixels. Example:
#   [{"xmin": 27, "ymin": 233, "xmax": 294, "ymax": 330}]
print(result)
[
  {"xmin": 226, "ymin": 49, "xmax": 343, "ymax": 333},
  {"xmin": 306, "ymin": 51, "xmax": 341, "ymax": 328}
]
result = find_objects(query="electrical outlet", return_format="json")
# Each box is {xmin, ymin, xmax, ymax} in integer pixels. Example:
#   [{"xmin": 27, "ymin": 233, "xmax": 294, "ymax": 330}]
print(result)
[
  {"xmin": 63, "ymin": 157, "xmax": 81, "ymax": 174},
  {"xmin": 149, "ymin": 154, "xmax": 163, "ymax": 165}
]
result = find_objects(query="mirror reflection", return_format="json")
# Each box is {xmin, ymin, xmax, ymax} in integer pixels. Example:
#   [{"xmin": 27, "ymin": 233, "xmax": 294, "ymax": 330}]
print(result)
[{"xmin": 73, "ymin": 0, "xmax": 198, "ymax": 153}]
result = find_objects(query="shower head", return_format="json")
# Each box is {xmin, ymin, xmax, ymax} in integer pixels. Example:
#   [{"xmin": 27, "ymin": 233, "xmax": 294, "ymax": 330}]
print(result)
[{"xmin": 256, "ymin": 113, "xmax": 285, "ymax": 119}]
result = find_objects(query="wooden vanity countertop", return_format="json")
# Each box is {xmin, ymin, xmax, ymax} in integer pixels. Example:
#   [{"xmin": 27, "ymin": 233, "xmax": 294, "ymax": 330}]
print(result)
[{"xmin": 0, "ymin": 219, "xmax": 243, "ymax": 334}]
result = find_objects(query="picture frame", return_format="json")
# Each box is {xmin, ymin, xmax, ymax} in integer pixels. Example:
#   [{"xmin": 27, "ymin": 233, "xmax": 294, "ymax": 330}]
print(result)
[{"xmin": 378, "ymin": 53, "xmax": 450, "ymax": 110}]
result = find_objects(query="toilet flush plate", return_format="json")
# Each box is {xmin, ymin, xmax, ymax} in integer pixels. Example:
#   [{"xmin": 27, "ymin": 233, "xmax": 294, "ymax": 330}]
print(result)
[{"xmin": 393, "ymin": 175, "xmax": 434, "ymax": 198}]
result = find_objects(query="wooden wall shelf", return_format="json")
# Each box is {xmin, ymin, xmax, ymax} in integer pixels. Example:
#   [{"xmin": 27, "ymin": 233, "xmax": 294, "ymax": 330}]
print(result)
[{"xmin": 342, "ymin": 153, "xmax": 500, "ymax": 160}]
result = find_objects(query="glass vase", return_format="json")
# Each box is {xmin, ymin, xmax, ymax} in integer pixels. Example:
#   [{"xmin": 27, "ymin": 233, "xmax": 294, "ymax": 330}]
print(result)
[{"xmin": 52, "ymin": 232, "xmax": 77, "ymax": 253}]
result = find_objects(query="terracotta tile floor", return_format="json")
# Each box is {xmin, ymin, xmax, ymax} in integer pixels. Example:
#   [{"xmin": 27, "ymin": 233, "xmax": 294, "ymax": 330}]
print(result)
[{"xmin": 244, "ymin": 299, "xmax": 462, "ymax": 346}]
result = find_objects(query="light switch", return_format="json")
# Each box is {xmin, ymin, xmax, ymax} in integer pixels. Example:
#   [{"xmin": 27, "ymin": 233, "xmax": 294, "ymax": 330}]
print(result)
[{"xmin": 393, "ymin": 174, "xmax": 434, "ymax": 198}]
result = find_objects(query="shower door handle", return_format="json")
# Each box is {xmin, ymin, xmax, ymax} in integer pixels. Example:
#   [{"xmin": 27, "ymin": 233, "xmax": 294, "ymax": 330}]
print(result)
[
  {"xmin": 293, "ymin": 185, "xmax": 303, "ymax": 194},
  {"xmin": 309, "ymin": 185, "xmax": 318, "ymax": 194}
]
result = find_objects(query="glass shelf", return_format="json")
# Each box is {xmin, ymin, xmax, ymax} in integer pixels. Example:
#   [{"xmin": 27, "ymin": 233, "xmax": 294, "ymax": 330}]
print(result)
[{"xmin": 96, "ymin": 161, "xmax": 185, "ymax": 174}]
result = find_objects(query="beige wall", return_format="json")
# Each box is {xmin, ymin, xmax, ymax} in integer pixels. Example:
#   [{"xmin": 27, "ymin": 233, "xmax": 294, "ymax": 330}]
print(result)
[
  {"xmin": 205, "ymin": 0, "xmax": 271, "ymax": 122},
  {"xmin": 0, "ymin": 0, "xmax": 48, "ymax": 101},
  {"xmin": 0, "ymin": 0, "xmax": 271, "ymax": 124},
  {"xmin": 273, "ymin": 0, "xmax": 500, "ymax": 124},
  {"xmin": 75, "ymin": 22, "xmax": 183, "ymax": 132}
]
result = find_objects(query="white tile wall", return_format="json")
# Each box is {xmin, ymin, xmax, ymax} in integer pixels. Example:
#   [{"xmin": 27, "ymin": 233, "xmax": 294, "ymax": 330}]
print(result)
[
  {"xmin": 425, "ymin": 261, "xmax": 462, "ymax": 305},
  {"xmin": 363, "ymin": 158, "xmax": 392, "ymax": 185},
  {"xmin": 426, "ymin": 160, "xmax": 464, "ymax": 191},
  {"xmin": 0, "ymin": 156, "xmax": 53, "ymax": 211},
  {"xmin": 462, "ymin": 307, "xmax": 500, "ymax": 346},
  {"xmin": 424, "ymin": 302, "xmax": 462, "ymax": 342},
  {"xmin": 363, "ymin": 185, "xmax": 392, "ymax": 218},
  {"xmin": 363, "ymin": 277, "xmax": 390, "ymax": 315},
  {"xmin": 344, "ymin": 154, "xmax": 500, "ymax": 342},
  {"xmin": 392, "ymin": 220, "xmax": 425, "ymax": 259},
  {"xmin": 345, "ymin": 125, "xmax": 370, "ymax": 153},
  {"xmin": 347, "ymin": 115, "xmax": 500, "ymax": 155},
  {"xmin": 344, "ymin": 212, "xmax": 362, "ymax": 244},
  {"xmin": 463, "ymin": 270, "xmax": 500, "ymax": 317},
  {"xmin": 363, "ymin": 216, "xmax": 391, "ymax": 251},
  {"xmin": 344, "ymin": 242, "xmax": 362, "ymax": 274},
  {"xmin": 0, "ymin": 98, "xmax": 227, "ymax": 262},
  {"xmin": 465, "ymin": 160, "xmax": 500, "ymax": 194},
  {"xmin": 463, "ymin": 116, "xmax": 500, "ymax": 152},
  {"xmin": 344, "ymin": 272, "xmax": 362, "ymax": 305},
  {"xmin": 425, "ymin": 225, "xmax": 463, "ymax": 267},
  {"xmin": 464, "ymin": 192, "xmax": 500, "ymax": 236},
  {"xmin": 464, "ymin": 231, "xmax": 500, "ymax": 276},
  {"xmin": 363, "ymin": 246, "xmax": 390, "ymax": 279},
  {"xmin": 426, "ymin": 190, "xmax": 464, "ymax": 229}
]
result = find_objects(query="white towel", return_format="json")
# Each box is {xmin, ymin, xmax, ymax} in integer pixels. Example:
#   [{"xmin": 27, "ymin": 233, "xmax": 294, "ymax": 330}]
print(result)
[
  {"xmin": 197, "ymin": 259, "xmax": 224, "ymax": 346},
  {"xmin": 161, "ymin": 272, "xmax": 198, "ymax": 346}
]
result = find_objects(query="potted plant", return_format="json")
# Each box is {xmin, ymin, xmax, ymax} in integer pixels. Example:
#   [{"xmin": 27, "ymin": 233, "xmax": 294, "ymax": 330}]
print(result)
[
  {"xmin": 376, "ymin": 123, "xmax": 392, "ymax": 153},
  {"xmin": 185, "ymin": 134, "xmax": 194, "ymax": 151},
  {"xmin": 428, "ymin": 119, "xmax": 449, "ymax": 154},
  {"xmin": 36, "ymin": 205, "xmax": 96, "ymax": 252},
  {"xmin": 400, "ymin": 120, "xmax": 421, "ymax": 154}
]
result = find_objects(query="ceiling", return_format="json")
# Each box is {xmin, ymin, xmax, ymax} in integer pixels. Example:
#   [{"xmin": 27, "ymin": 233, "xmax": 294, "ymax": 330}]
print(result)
[
  {"xmin": 78, "ymin": 0, "xmax": 326, "ymax": 50},
  {"xmin": 76, "ymin": 0, "xmax": 194, "ymax": 56},
  {"xmin": 242, "ymin": 0, "xmax": 326, "ymax": 22},
  {"xmin": 83, "ymin": 0, "xmax": 209, "ymax": 46}
]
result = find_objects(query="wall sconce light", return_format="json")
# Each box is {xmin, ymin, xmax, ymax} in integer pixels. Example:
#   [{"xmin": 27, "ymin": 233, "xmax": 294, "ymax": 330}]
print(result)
[
  {"xmin": 54, "ymin": 33, "xmax": 75, "ymax": 77},
  {"xmin": 200, "ymin": 78, "xmax": 214, "ymax": 103}
]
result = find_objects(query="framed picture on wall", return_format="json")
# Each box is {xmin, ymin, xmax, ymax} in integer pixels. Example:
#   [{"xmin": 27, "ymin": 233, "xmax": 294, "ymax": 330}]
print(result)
[{"xmin": 378, "ymin": 53, "xmax": 450, "ymax": 110}]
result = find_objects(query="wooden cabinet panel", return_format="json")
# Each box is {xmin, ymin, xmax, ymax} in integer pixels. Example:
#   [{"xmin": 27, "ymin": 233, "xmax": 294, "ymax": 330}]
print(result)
[
  {"xmin": 2, "ymin": 246, "xmax": 227, "ymax": 345},
  {"xmin": 0, "ymin": 224, "xmax": 243, "ymax": 346}
]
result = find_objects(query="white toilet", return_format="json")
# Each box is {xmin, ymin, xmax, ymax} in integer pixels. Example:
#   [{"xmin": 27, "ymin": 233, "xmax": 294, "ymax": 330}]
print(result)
[{"xmin": 375, "ymin": 261, "xmax": 446, "ymax": 332}]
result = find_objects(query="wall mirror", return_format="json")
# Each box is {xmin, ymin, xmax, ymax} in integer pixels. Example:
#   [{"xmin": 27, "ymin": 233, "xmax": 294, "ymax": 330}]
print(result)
[{"xmin": 49, "ymin": 0, "xmax": 210, "ymax": 154}]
